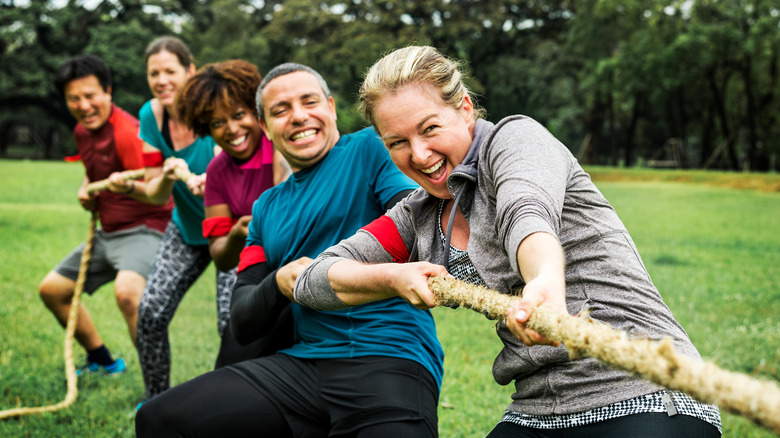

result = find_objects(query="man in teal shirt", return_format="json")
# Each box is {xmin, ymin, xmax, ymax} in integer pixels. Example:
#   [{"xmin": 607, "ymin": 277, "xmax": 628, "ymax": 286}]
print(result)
[{"xmin": 137, "ymin": 63, "xmax": 443, "ymax": 438}]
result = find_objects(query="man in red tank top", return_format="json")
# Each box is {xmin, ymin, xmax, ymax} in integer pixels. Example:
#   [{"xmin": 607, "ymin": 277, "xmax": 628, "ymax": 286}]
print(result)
[{"xmin": 38, "ymin": 55, "xmax": 173, "ymax": 376}]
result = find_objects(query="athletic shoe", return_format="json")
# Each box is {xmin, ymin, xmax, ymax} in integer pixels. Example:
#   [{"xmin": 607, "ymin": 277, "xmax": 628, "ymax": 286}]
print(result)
[{"xmin": 76, "ymin": 357, "xmax": 127, "ymax": 376}]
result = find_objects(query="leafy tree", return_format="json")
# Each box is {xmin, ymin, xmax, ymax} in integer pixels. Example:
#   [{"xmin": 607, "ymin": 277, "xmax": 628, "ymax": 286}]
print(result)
[
  {"xmin": 0, "ymin": 0, "xmax": 175, "ymax": 158},
  {"xmin": 180, "ymin": 0, "xmax": 273, "ymax": 67},
  {"xmin": 2, "ymin": 0, "xmax": 778, "ymax": 169}
]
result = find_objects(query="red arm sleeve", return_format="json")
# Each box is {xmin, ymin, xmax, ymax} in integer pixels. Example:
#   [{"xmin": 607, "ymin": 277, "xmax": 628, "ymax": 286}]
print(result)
[
  {"xmin": 360, "ymin": 215, "xmax": 409, "ymax": 263},
  {"xmin": 203, "ymin": 216, "xmax": 238, "ymax": 238},
  {"xmin": 143, "ymin": 151, "xmax": 164, "ymax": 167},
  {"xmin": 238, "ymin": 245, "xmax": 266, "ymax": 273}
]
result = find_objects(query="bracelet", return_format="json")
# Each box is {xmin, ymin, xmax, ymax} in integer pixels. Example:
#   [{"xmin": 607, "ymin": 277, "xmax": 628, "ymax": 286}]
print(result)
[{"xmin": 123, "ymin": 181, "xmax": 135, "ymax": 195}]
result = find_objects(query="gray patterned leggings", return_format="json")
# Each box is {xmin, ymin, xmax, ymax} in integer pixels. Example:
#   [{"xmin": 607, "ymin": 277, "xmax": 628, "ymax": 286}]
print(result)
[{"xmin": 136, "ymin": 222, "xmax": 236, "ymax": 399}]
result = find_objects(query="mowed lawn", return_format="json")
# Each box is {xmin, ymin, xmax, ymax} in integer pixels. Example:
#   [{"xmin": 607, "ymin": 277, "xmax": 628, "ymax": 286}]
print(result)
[{"xmin": 0, "ymin": 160, "xmax": 778, "ymax": 437}]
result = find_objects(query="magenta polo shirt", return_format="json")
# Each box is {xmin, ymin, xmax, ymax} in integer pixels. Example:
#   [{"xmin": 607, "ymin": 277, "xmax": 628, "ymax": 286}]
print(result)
[{"xmin": 204, "ymin": 134, "xmax": 275, "ymax": 217}]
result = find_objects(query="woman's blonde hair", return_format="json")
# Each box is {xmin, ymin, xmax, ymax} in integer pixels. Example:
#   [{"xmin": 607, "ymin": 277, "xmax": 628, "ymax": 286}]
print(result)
[{"xmin": 358, "ymin": 46, "xmax": 484, "ymax": 127}]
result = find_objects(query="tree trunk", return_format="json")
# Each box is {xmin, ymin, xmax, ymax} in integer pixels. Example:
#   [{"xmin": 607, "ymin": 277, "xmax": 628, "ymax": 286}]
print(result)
[
  {"xmin": 740, "ymin": 58, "xmax": 759, "ymax": 171},
  {"xmin": 608, "ymin": 91, "xmax": 618, "ymax": 166},
  {"xmin": 708, "ymin": 68, "xmax": 735, "ymax": 170},
  {"xmin": 623, "ymin": 93, "xmax": 642, "ymax": 167},
  {"xmin": 582, "ymin": 98, "xmax": 607, "ymax": 165},
  {"xmin": 44, "ymin": 127, "xmax": 60, "ymax": 160},
  {"xmin": 699, "ymin": 109, "xmax": 715, "ymax": 168},
  {"xmin": 0, "ymin": 121, "xmax": 11, "ymax": 157},
  {"xmin": 676, "ymin": 86, "xmax": 689, "ymax": 168}
]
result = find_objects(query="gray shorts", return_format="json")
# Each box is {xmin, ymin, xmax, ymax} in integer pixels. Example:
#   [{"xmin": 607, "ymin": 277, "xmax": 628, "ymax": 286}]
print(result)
[{"xmin": 54, "ymin": 225, "xmax": 163, "ymax": 294}]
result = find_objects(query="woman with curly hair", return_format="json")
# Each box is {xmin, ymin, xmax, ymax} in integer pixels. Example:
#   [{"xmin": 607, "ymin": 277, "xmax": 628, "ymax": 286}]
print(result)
[{"xmin": 175, "ymin": 59, "xmax": 292, "ymax": 367}]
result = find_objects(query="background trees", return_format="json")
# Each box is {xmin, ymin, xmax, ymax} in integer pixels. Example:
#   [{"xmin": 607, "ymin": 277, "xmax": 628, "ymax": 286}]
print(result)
[{"xmin": 1, "ymin": 0, "xmax": 778, "ymax": 171}]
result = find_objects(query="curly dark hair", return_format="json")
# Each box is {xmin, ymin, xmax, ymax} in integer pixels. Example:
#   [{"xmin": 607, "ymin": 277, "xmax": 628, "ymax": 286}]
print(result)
[{"xmin": 175, "ymin": 59, "xmax": 261, "ymax": 137}]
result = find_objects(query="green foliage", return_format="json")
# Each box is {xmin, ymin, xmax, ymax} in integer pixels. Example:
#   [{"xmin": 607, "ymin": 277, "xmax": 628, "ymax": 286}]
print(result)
[
  {"xmin": 84, "ymin": 18, "xmax": 165, "ymax": 114},
  {"xmin": 182, "ymin": 0, "xmax": 272, "ymax": 67},
  {"xmin": 252, "ymin": 0, "xmax": 427, "ymax": 131},
  {"xmin": 0, "ymin": 160, "xmax": 778, "ymax": 437},
  {"xmin": 563, "ymin": 0, "xmax": 780, "ymax": 169},
  {"xmin": 0, "ymin": 0, "xmax": 178, "ymax": 158},
  {"xmin": 2, "ymin": 0, "xmax": 780, "ymax": 167}
]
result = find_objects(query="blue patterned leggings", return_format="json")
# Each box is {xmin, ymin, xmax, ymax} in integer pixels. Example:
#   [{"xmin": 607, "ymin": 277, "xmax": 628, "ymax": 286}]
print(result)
[{"xmin": 136, "ymin": 222, "xmax": 236, "ymax": 399}]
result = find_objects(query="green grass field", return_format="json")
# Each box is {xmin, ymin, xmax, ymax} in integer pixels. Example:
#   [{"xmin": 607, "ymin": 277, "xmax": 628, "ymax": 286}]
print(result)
[{"xmin": 0, "ymin": 160, "xmax": 778, "ymax": 437}]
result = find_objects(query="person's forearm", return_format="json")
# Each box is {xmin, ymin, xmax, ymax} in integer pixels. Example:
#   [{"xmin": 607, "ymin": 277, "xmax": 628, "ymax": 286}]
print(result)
[
  {"xmin": 294, "ymin": 222, "xmax": 443, "ymax": 311},
  {"xmin": 77, "ymin": 175, "xmax": 97, "ymax": 210},
  {"xmin": 77, "ymin": 176, "xmax": 90, "ymax": 198},
  {"xmin": 327, "ymin": 259, "xmax": 444, "ymax": 309},
  {"xmin": 516, "ymin": 232, "xmax": 566, "ymax": 290},
  {"xmin": 208, "ymin": 234, "xmax": 244, "ymax": 272},
  {"xmin": 230, "ymin": 264, "xmax": 288, "ymax": 345},
  {"xmin": 507, "ymin": 231, "xmax": 567, "ymax": 345},
  {"xmin": 120, "ymin": 179, "xmax": 151, "ymax": 201},
  {"xmin": 327, "ymin": 259, "xmax": 400, "ymax": 306},
  {"xmin": 138, "ymin": 172, "xmax": 175, "ymax": 205}
]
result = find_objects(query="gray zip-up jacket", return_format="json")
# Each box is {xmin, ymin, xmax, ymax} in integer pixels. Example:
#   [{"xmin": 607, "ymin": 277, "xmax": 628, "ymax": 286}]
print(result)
[{"xmin": 295, "ymin": 115, "xmax": 701, "ymax": 415}]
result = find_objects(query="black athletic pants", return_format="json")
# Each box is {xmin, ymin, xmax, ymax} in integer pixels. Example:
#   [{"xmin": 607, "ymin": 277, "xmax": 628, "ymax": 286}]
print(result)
[{"xmin": 135, "ymin": 356, "xmax": 437, "ymax": 438}]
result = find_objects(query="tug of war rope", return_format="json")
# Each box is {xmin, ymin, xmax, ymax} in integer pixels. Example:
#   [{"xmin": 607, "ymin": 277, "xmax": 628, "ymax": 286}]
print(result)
[
  {"xmin": 0, "ymin": 163, "xmax": 198, "ymax": 421},
  {"xmin": 0, "ymin": 212, "xmax": 97, "ymax": 420},
  {"xmin": 428, "ymin": 275, "xmax": 780, "ymax": 435}
]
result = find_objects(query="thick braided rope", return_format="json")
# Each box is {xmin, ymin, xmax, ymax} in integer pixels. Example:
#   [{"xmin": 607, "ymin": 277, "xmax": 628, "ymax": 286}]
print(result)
[
  {"xmin": 85, "ymin": 168, "xmax": 145, "ymax": 194},
  {"xmin": 0, "ymin": 212, "xmax": 97, "ymax": 420},
  {"xmin": 163, "ymin": 157, "xmax": 194, "ymax": 183},
  {"xmin": 172, "ymin": 166, "xmax": 194, "ymax": 182},
  {"xmin": 85, "ymin": 160, "xmax": 195, "ymax": 197},
  {"xmin": 428, "ymin": 275, "xmax": 780, "ymax": 435}
]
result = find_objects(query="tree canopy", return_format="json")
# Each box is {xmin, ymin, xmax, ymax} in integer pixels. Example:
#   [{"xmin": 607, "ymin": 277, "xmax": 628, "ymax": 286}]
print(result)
[{"xmin": 1, "ymin": 0, "xmax": 778, "ymax": 170}]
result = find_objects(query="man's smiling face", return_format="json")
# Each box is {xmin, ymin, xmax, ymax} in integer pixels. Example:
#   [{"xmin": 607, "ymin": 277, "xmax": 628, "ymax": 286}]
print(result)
[{"xmin": 259, "ymin": 71, "xmax": 340, "ymax": 172}]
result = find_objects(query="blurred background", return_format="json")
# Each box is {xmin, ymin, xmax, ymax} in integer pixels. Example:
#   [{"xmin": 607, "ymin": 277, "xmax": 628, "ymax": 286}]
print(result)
[{"xmin": 1, "ymin": 0, "xmax": 778, "ymax": 172}]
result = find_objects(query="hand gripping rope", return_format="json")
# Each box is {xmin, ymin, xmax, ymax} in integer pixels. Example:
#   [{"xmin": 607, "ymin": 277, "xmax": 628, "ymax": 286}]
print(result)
[
  {"xmin": 84, "ymin": 168, "xmax": 146, "ymax": 193},
  {"xmin": 83, "ymin": 158, "xmax": 196, "ymax": 193},
  {"xmin": 162, "ymin": 157, "xmax": 195, "ymax": 183},
  {"xmin": 428, "ymin": 275, "xmax": 780, "ymax": 435},
  {"xmin": 0, "ymin": 170, "xmax": 148, "ymax": 420},
  {"xmin": 83, "ymin": 157, "xmax": 197, "ymax": 195}
]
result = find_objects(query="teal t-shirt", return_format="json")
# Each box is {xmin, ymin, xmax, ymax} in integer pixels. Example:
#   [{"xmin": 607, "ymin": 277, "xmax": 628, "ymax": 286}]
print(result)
[
  {"xmin": 139, "ymin": 100, "xmax": 215, "ymax": 246},
  {"xmin": 246, "ymin": 127, "xmax": 444, "ymax": 388}
]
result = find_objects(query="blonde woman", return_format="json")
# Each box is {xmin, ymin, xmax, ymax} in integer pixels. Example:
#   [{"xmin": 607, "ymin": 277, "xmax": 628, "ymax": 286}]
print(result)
[{"xmin": 294, "ymin": 46, "xmax": 722, "ymax": 438}]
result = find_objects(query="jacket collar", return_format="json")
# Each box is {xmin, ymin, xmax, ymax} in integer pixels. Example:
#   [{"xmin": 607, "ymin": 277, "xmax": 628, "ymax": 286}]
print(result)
[
  {"xmin": 449, "ymin": 118, "xmax": 494, "ymax": 184},
  {"xmin": 405, "ymin": 118, "xmax": 495, "ymax": 217}
]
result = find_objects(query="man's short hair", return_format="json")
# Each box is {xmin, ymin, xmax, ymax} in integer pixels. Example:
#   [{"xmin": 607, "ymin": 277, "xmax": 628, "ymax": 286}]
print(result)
[
  {"xmin": 54, "ymin": 55, "xmax": 112, "ymax": 98},
  {"xmin": 256, "ymin": 63, "xmax": 331, "ymax": 121}
]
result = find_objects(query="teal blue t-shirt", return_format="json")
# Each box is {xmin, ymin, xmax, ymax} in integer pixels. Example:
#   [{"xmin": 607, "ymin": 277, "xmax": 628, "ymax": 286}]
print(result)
[
  {"xmin": 246, "ymin": 127, "xmax": 444, "ymax": 388},
  {"xmin": 139, "ymin": 100, "xmax": 215, "ymax": 246}
]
